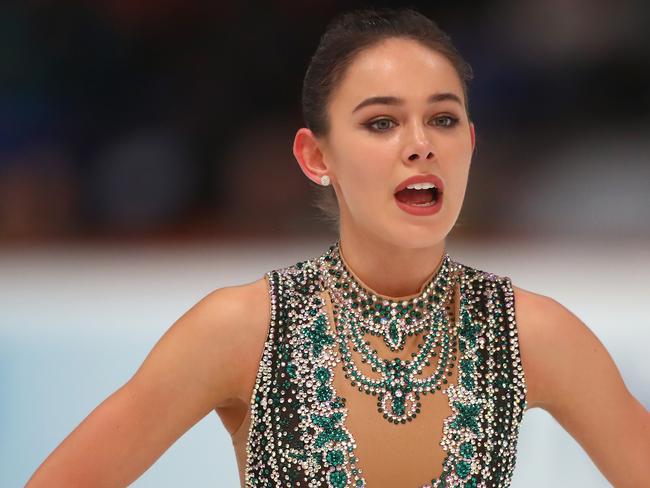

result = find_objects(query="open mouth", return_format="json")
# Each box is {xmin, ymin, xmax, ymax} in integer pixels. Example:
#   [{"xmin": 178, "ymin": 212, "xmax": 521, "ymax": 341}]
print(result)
[{"xmin": 394, "ymin": 186, "xmax": 441, "ymax": 207}]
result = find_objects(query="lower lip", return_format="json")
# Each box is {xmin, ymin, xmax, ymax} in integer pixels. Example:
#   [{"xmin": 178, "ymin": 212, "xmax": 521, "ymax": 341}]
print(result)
[{"xmin": 394, "ymin": 193, "xmax": 443, "ymax": 216}]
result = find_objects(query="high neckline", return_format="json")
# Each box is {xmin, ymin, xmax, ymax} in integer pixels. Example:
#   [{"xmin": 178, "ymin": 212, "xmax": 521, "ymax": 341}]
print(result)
[{"xmin": 331, "ymin": 240, "xmax": 451, "ymax": 302}]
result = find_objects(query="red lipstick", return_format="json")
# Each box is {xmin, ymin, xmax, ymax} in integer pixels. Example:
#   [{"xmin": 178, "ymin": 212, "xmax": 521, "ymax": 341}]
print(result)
[{"xmin": 393, "ymin": 174, "xmax": 444, "ymax": 216}]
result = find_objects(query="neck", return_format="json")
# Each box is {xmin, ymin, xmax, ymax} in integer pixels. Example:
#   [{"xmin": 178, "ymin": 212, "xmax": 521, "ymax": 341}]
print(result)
[{"xmin": 337, "ymin": 227, "xmax": 447, "ymax": 300}]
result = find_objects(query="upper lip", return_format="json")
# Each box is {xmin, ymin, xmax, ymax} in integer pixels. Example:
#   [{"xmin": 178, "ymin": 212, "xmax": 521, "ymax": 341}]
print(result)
[{"xmin": 394, "ymin": 174, "xmax": 444, "ymax": 194}]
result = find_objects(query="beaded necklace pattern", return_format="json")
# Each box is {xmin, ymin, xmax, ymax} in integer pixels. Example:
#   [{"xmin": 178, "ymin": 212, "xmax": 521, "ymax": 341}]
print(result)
[
  {"xmin": 322, "ymin": 242, "xmax": 461, "ymax": 426},
  {"xmin": 243, "ymin": 245, "xmax": 528, "ymax": 488},
  {"xmin": 324, "ymin": 244, "xmax": 457, "ymax": 352}
]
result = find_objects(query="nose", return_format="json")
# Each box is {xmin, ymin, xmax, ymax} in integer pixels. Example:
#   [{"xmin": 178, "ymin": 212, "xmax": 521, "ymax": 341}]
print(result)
[
  {"xmin": 402, "ymin": 124, "xmax": 435, "ymax": 163},
  {"xmin": 407, "ymin": 150, "xmax": 434, "ymax": 162}
]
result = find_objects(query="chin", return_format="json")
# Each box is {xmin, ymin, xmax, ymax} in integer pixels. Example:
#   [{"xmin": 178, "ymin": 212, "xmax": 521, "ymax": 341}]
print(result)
[
  {"xmin": 385, "ymin": 209, "xmax": 454, "ymax": 247},
  {"xmin": 378, "ymin": 225, "xmax": 449, "ymax": 251}
]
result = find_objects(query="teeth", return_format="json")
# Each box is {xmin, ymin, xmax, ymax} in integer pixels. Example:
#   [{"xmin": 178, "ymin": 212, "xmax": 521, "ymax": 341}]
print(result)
[{"xmin": 405, "ymin": 182, "xmax": 437, "ymax": 190}]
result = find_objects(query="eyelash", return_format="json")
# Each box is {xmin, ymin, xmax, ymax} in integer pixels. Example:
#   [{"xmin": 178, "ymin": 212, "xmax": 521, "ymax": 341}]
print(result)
[{"xmin": 364, "ymin": 115, "xmax": 460, "ymax": 132}]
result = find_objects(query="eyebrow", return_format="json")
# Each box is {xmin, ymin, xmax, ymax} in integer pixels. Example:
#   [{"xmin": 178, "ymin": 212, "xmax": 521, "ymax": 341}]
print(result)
[{"xmin": 351, "ymin": 92, "xmax": 463, "ymax": 113}]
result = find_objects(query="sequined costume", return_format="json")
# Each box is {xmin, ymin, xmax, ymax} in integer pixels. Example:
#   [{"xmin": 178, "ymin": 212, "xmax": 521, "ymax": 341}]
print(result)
[{"xmin": 232, "ymin": 244, "xmax": 528, "ymax": 487}]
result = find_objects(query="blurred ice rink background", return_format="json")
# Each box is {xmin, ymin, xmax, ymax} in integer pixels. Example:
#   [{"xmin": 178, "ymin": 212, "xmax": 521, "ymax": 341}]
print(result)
[{"xmin": 1, "ymin": 0, "xmax": 648, "ymax": 486}]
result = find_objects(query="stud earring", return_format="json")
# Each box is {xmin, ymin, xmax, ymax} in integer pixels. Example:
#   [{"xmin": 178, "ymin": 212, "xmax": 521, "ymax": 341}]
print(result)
[{"xmin": 320, "ymin": 175, "xmax": 330, "ymax": 186}]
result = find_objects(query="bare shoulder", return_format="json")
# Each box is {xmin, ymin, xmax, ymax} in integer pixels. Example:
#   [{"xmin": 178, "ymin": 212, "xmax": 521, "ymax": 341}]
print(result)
[
  {"xmin": 197, "ymin": 274, "xmax": 272, "ymax": 405},
  {"xmin": 509, "ymin": 285, "xmax": 554, "ymax": 410},
  {"xmin": 201, "ymin": 274, "xmax": 271, "ymax": 337},
  {"xmin": 127, "ymin": 273, "xmax": 272, "ymax": 411},
  {"xmin": 511, "ymin": 283, "xmax": 628, "ymax": 412},
  {"xmin": 201, "ymin": 274, "xmax": 270, "ymax": 324},
  {"xmin": 511, "ymin": 284, "xmax": 594, "ymax": 411}
]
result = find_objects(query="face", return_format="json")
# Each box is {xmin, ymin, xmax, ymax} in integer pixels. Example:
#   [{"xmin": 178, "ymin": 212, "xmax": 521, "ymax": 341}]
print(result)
[{"xmin": 299, "ymin": 37, "xmax": 475, "ymax": 250}]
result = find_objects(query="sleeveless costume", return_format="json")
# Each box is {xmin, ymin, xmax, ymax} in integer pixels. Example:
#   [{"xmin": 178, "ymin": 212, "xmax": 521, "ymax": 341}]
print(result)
[{"xmin": 231, "ymin": 243, "xmax": 528, "ymax": 488}]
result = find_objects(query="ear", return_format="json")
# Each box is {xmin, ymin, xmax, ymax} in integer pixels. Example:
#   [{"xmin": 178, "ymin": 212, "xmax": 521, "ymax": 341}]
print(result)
[
  {"xmin": 469, "ymin": 121, "xmax": 476, "ymax": 153},
  {"xmin": 293, "ymin": 128, "xmax": 330, "ymax": 185}
]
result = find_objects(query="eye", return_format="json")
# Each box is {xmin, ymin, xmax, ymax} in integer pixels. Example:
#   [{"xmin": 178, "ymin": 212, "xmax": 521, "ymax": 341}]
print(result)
[
  {"xmin": 365, "ymin": 118, "xmax": 397, "ymax": 132},
  {"xmin": 432, "ymin": 115, "xmax": 460, "ymax": 128},
  {"xmin": 365, "ymin": 115, "xmax": 460, "ymax": 132}
]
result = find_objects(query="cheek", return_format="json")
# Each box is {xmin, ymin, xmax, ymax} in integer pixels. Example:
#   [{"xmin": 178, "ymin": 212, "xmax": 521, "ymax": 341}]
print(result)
[
  {"xmin": 444, "ymin": 160, "xmax": 471, "ymax": 205},
  {"xmin": 340, "ymin": 164, "xmax": 389, "ymax": 209},
  {"xmin": 336, "ymin": 144, "xmax": 394, "ymax": 202}
]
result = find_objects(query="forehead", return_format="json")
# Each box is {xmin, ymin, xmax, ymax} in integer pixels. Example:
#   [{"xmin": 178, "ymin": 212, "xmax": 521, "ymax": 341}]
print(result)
[{"xmin": 330, "ymin": 37, "xmax": 464, "ymax": 111}]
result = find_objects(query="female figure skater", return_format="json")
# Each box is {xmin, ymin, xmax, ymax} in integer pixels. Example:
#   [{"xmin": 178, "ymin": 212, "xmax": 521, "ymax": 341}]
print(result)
[{"xmin": 27, "ymin": 7, "xmax": 649, "ymax": 488}]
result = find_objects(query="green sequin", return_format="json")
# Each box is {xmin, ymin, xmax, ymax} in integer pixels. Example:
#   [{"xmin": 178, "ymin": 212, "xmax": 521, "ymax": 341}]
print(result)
[
  {"xmin": 286, "ymin": 362, "xmax": 297, "ymax": 378},
  {"xmin": 317, "ymin": 385, "xmax": 333, "ymax": 402},
  {"xmin": 464, "ymin": 476, "xmax": 478, "ymax": 488},
  {"xmin": 311, "ymin": 412, "xmax": 350, "ymax": 448},
  {"xmin": 459, "ymin": 441, "xmax": 475, "ymax": 459},
  {"xmin": 455, "ymin": 460, "xmax": 471, "ymax": 478},
  {"xmin": 303, "ymin": 314, "xmax": 334, "ymax": 357},
  {"xmin": 329, "ymin": 470, "xmax": 347, "ymax": 488},
  {"xmin": 450, "ymin": 401, "xmax": 483, "ymax": 434},
  {"xmin": 326, "ymin": 449, "xmax": 345, "ymax": 466},
  {"xmin": 315, "ymin": 366, "xmax": 331, "ymax": 382}
]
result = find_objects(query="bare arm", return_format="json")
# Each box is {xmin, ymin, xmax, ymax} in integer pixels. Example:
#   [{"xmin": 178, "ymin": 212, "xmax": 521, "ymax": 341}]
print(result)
[
  {"xmin": 26, "ymin": 276, "xmax": 270, "ymax": 487},
  {"xmin": 514, "ymin": 285, "xmax": 650, "ymax": 488}
]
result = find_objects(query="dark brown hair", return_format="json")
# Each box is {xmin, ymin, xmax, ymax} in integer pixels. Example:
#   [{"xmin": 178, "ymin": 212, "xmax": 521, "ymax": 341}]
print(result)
[{"xmin": 301, "ymin": 7, "xmax": 474, "ymax": 230}]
